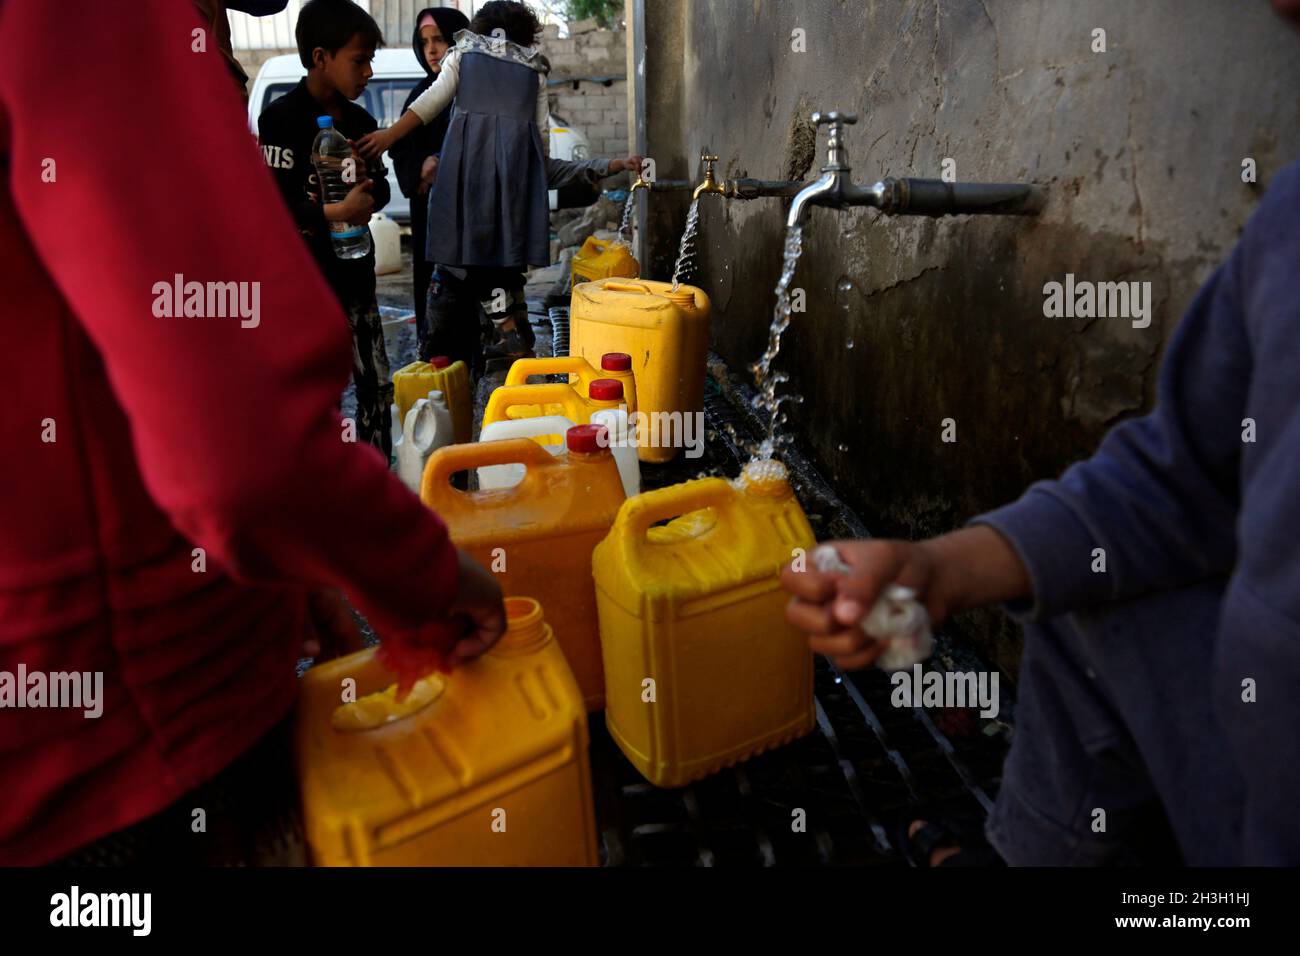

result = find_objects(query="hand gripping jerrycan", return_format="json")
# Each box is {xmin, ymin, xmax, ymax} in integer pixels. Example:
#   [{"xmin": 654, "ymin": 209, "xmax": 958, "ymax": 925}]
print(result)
[
  {"xmin": 504, "ymin": 352, "xmax": 638, "ymax": 416},
  {"xmin": 569, "ymin": 278, "xmax": 709, "ymax": 463},
  {"xmin": 593, "ymin": 459, "xmax": 816, "ymax": 787},
  {"xmin": 296, "ymin": 596, "xmax": 598, "ymax": 866},
  {"xmin": 420, "ymin": 427, "xmax": 626, "ymax": 711},
  {"xmin": 393, "ymin": 391, "xmax": 455, "ymax": 494},
  {"xmin": 393, "ymin": 356, "xmax": 472, "ymax": 445},
  {"xmin": 570, "ymin": 236, "xmax": 639, "ymax": 289}
]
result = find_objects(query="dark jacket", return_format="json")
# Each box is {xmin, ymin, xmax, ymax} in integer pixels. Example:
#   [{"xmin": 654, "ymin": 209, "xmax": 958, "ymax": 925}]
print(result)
[
  {"xmin": 974, "ymin": 161, "xmax": 1300, "ymax": 864},
  {"xmin": 257, "ymin": 78, "xmax": 390, "ymax": 301}
]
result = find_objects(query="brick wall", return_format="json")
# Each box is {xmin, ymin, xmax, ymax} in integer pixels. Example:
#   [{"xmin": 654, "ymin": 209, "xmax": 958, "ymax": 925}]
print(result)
[{"xmin": 540, "ymin": 21, "xmax": 629, "ymax": 161}]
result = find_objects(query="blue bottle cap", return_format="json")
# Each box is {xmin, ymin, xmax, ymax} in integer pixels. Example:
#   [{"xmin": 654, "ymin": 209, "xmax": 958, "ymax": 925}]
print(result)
[{"xmin": 316, "ymin": 115, "xmax": 333, "ymax": 128}]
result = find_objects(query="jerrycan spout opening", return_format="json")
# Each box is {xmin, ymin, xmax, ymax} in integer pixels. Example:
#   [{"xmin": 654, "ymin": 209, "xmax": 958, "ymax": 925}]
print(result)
[
  {"xmin": 492, "ymin": 596, "xmax": 551, "ymax": 656},
  {"xmin": 665, "ymin": 288, "xmax": 697, "ymax": 309},
  {"xmin": 737, "ymin": 458, "xmax": 794, "ymax": 498}
]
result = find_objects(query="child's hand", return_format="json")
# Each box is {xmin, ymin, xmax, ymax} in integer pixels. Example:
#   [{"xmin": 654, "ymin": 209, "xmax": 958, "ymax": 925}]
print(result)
[
  {"xmin": 444, "ymin": 549, "xmax": 506, "ymax": 666},
  {"xmin": 781, "ymin": 539, "xmax": 941, "ymax": 671},
  {"xmin": 354, "ymin": 129, "xmax": 392, "ymax": 161},
  {"xmin": 300, "ymin": 588, "xmax": 366, "ymax": 660},
  {"xmin": 419, "ymin": 155, "xmax": 439, "ymax": 194},
  {"xmin": 612, "ymin": 155, "xmax": 645, "ymax": 176},
  {"xmin": 330, "ymin": 179, "xmax": 374, "ymax": 226}
]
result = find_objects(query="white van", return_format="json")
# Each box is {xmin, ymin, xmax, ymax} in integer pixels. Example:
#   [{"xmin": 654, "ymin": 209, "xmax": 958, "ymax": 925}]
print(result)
[{"xmin": 247, "ymin": 49, "xmax": 590, "ymax": 222}]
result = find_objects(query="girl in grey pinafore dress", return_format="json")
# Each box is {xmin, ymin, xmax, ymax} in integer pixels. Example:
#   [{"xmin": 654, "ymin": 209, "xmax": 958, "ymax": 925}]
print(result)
[
  {"xmin": 426, "ymin": 33, "xmax": 550, "ymax": 270},
  {"xmin": 358, "ymin": 12, "xmax": 551, "ymax": 367}
]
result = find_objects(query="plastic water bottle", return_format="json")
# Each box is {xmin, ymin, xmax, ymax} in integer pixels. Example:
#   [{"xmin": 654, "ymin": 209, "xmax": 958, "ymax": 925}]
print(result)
[{"xmin": 311, "ymin": 116, "xmax": 371, "ymax": 260}]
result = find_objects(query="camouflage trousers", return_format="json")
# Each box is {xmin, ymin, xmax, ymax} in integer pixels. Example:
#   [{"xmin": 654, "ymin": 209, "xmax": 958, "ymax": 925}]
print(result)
[{"xmin": 345, "ymin": 296, "xmax": 393, "ymax": 460}]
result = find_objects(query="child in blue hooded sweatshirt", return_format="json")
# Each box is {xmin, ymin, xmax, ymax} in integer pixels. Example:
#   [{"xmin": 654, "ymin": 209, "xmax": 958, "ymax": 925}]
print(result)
[
  {"xmin": 359, "ymin": 0, "xmax": 548, "ymax": 364},
  {"xmin": 783, "ymin": 158, "xmax": 1300, "ymax": 867}
]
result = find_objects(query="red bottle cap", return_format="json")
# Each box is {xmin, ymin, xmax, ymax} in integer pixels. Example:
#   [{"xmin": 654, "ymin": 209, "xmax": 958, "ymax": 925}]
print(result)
[
  {"xmin": 601, "ymin": 352, "xmax": 632, "ymax": 372},
  {"xmin": 588, "ymin": 378, "xmax": 624, "ymax": 401},
  {"xmin": 429, "ymin": 355, "xmax": 451, "ymax": 369},
  {"xmin": 566, "ymin": 424, "xmax": 609, "ymax": 454}
]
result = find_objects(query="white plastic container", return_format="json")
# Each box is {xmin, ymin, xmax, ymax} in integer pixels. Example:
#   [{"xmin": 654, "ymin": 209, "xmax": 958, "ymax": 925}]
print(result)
[
  {"xmin": 393, "ymin": 391, "xmax": 454, "ymax": 493},
  {"xmin": 370, "ymin": 212, "xmax": 402, "ymax": 276},
  {"xmin": 590, "ymin": 407, "xmax": 640, "ymax": 497},
  {"xmin": 477, "ymin": 415, "xmax": 576, "ymax": 489}
]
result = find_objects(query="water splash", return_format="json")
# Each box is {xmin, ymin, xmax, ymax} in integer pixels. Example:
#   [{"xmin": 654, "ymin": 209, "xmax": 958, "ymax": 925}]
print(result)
[
  {"xmin": 670, "ymin": 198, "xmax": 701, "ymax": 291},
  {"xmin": 747, "ymin": 225, "xmax": 805, "ymax": 460}
]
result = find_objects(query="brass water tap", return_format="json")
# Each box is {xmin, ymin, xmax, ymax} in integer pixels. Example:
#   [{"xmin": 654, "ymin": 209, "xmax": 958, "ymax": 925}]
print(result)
[
  {"xmin": 692, "ymin": 153, "xmax": 727, "ymax": 200},
  {"xmin": 629, "ymin": 172, "xmax": 651, "ymax": 195}
]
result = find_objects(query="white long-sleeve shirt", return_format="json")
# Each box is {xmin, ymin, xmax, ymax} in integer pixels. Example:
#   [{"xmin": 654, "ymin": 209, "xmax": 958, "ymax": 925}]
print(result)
[{"xmin": 406, "ymin": 45, "xmax": 551, "ymax": 159}]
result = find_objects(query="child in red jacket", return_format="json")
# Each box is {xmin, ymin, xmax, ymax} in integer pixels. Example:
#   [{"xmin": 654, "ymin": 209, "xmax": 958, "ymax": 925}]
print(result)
[{"xmin": 0, "ymin": 0, "xmax": 503, "ymax": 865}]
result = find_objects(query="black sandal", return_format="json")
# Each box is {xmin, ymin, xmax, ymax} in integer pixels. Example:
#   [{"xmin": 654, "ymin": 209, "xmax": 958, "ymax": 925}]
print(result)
[{"xmin": 896, "ymin": 816, "xmax": 1005, "ymax": 868}]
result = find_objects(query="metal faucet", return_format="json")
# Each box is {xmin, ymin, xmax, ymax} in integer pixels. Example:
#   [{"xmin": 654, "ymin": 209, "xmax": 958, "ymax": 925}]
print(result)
[
  {"xmin": 692, "ymin": 153, "xmax": 727, "ymax": 200},
  {"xmin": 786, "ymin": 111, "xmax": 1046, "ymax": 230}
]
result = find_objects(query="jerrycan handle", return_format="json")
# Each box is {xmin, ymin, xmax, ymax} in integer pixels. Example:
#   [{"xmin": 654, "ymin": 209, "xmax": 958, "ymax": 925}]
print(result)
[
  {"xmin": 504, "ymin": 356, "xmax": 591, "ymax": 388},
  {"xmin": 420, "ymin": 438, "xmax": 557, "ymax": 505},
  {"xmin": 601, "ymin": 280, "xmax": 653, "ymax": 295},
  {"xmin": 621, "ymin": 477, "xmax": 740, "ymax": 542},
  {"xmin": 483, "ymin": 382, "xmax": 583, "ymax": 423}
]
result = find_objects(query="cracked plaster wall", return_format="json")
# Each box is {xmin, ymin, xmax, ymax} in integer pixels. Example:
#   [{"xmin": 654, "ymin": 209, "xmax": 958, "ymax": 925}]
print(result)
[{"xmin": 642, "ymin": 0, "xmax": 1300, "ymax": 673}]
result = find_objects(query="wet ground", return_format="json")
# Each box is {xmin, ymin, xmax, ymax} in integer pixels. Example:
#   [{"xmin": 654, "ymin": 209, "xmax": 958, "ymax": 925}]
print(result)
[{"xmin": 340, "ymin": 240, "xmax": 1014, "ymax": 866}]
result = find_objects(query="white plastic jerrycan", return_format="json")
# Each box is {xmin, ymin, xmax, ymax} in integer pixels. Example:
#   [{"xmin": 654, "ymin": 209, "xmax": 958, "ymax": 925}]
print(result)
[
  {"xmin": 589, "ymin": 405, "xmax": 640, "ymax": 498},
  {"xmin": 394, "ymin": 391, "xmax": 454, "ymax": 493},
  {"xmin": 476, "ymin": 414, "xmax": 576, "ymax": 490},
  {"xmin": 370, "ymin": 212, "xmax": 402, "ymax": 276}
]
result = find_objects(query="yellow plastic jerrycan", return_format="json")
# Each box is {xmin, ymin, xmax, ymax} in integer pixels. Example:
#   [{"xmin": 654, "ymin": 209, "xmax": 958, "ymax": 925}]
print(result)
[
  {"xmin": 481, "ymin": 378, "xmax": 625, "ymax": 438},
  {"xmin": 420, "ymin": 428, "xmax": 626, "ymax": 710},
  {"xmin": 393, "ymin": 355, "xmax": 472, "ymax": 445},
  {"xmin": 569, "ymin": 278, "xmax": 709, "ymax": 463},
  {"xmin": 571, "ymin": 235, "xmax": 639, "ymax": 289},
  {"xmin": 296, "ymin": 596, "xmax": 599, "ymax": 866},
  {"xmin": 593, "ymin": 459, "xmax": 816, "ymax": 787},
  {"xmin": 504, "ymin": 352, "xmax": 638, "ymax": 416}
]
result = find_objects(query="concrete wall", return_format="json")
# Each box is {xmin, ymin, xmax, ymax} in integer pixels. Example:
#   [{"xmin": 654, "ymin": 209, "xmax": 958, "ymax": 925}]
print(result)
[
  {"xmin": 541, "ymin": 22, "xmax": 630, "ymax": 160},
  {"xmin": 640, "ymin": 0, "xmax": 1300, "ymax": 674}
]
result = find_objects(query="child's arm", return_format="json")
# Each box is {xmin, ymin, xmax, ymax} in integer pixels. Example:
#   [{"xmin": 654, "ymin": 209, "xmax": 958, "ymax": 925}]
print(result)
[
  {"xmin": 2, "ymin": 0, "xmax": 478, "ymax": 665},
  {"xmin": 362, "ymin": 133, "xmax": 391, "ymax": 214},
  {"xmin": 546, "ymin": 155, "xmax": 644, "ymax": 189},
  {"xmin": 546, "ymin": 156, "xmax": 611, "ymax": 189},
  {"xmin": 357, "ymin": 48, "xmax": 461, "ymax": 160},
  {"xmin": 535, "ymin": 72, "xmax": 551, "ymax": 160},
  {"xmin": 356, "ymin": 110, "xmax": 421, "ymax": 160}
]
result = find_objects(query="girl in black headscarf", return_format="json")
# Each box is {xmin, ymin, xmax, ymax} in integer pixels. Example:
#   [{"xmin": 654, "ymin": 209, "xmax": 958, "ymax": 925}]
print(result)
[{"xmin": 389, "ymin": 7, "xmax": 469, "ymax": 343}]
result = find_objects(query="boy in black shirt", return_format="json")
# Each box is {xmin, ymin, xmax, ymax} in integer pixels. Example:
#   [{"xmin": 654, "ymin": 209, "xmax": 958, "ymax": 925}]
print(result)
[{"xmin": 258, "ymin": 0, "xmax": 393, "ymax": 456}]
